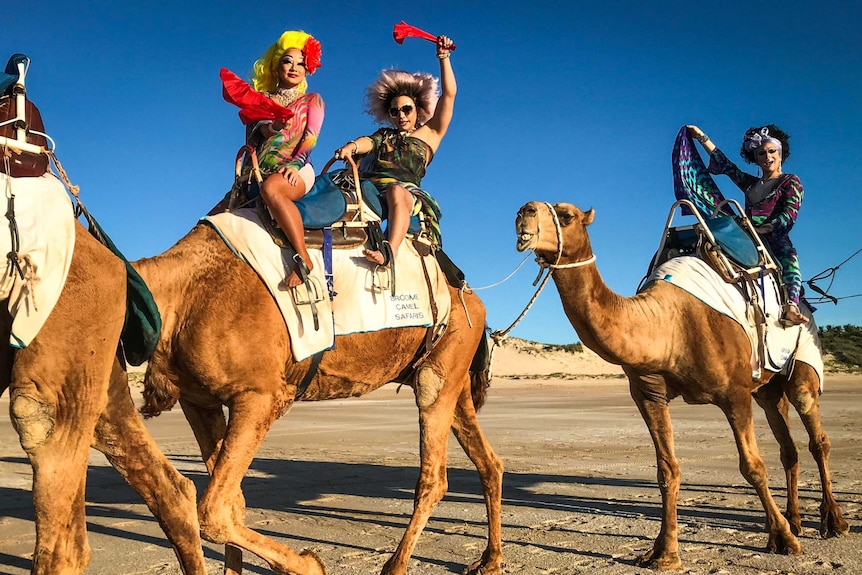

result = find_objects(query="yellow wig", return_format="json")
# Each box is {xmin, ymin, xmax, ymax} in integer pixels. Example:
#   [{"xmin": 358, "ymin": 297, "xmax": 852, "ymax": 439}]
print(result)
[{"xmin": 251, "ymin": 30, "xmax": 322, "ymax": 93}]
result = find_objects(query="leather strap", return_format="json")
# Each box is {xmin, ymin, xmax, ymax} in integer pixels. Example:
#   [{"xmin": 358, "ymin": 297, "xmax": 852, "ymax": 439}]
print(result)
[{"xmin": 295, "ymin": 350, "xmax": 325, "ymax": 400}]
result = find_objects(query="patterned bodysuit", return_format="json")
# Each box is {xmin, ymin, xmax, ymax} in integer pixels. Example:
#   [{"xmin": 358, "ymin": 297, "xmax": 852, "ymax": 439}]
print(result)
[
  {"xmin": 253, "ymin": 92, "xmax": 324, "ymax": 174},
  {"xmin": 708, "ymin": 148, "xmax": 804, "ymax": 305},
  {"xmin": 359, "ymin": 127, "xmax": 443, "ymax": 246},
  {"xmin": 671, "ymin": 127, "xmax": 805, "ymax": 305}
]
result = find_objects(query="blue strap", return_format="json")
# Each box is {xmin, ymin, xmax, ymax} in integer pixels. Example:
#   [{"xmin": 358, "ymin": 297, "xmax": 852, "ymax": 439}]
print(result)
[
  {"xmin": 759, "ymin": 265, "xmax": 766, "ymax": 302},
  {"xmin": 323, "ymin": 227, "xmax": 336, "ymax": 300}
]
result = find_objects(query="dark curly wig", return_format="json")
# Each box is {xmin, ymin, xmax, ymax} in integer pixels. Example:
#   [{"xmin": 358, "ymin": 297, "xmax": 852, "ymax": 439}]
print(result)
[{"xmin": 740, "ymin": 124, "xmax": 791, "ymax": 164}]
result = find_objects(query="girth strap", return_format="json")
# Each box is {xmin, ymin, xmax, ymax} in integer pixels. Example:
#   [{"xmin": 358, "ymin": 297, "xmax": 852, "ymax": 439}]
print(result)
[{"xmin": 295, "ymin": 349, "xmax": 325, "ymax": 400}]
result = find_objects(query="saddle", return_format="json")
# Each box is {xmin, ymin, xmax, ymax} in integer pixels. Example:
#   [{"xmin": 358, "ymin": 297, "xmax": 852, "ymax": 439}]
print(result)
[
  {"xmin": 0, "ymin": 55, "xmax": 49, "ymax": 178},
  {"xmin": 651, "ymin": 198, "xmax": 780, "ymax": 285},
  {"xmin": 647, "ymin": 198, "xmax": 792, "ymax": 337},
  {"xmin": 226, "ymin": 149, "xmax": 434, "ymax": 254}
]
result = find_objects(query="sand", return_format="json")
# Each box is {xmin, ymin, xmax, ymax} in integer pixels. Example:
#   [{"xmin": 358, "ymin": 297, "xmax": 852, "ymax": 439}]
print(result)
[{"xmin": 1, "ymin": 339, "xmax": 861, "ymax": 574}]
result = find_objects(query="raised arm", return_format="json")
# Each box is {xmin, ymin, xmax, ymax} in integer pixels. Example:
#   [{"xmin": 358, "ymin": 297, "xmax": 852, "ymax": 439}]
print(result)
[{"xmin": 416, "ymin": 35, "xmax": 455, "ymax": 152}]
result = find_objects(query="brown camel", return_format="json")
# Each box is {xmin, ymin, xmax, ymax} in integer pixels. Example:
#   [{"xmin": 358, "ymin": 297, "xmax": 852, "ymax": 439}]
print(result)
[
  {"xmin": 137, "ymin": 222, "xmax": 503, "ymax": 575},
  {"xmin": 1, "ymin": 220, "xmax": 207, "ymax": 575},
  {"xmin": 514, "ymin": 201, "xmax": 848, "ymax": 570}
]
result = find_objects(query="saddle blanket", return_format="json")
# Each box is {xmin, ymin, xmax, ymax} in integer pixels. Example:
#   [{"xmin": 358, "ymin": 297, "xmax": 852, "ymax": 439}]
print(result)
[
  {"xmin": 643, "ymin": 256, "xmax": 823, "ymax": 387},
  {"xmin": 203, "ymin": 208, "xmax": 451, "ymax": 361},
  {"xmin": 0, "ymin": 172, "xmax": 75, "ymax": 347}
]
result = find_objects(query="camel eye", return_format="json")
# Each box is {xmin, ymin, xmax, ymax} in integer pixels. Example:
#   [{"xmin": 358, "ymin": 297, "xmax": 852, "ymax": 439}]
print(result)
[{"xmin": 558, "ymin": 213, "xmax": 574, "ymax": 226}]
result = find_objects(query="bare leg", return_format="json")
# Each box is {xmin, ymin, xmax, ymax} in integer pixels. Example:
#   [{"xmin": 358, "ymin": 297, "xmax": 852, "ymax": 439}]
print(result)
[
  {"xmin": 365, "ymin": 184, "xmax": 412, "ymax": 265},
  {"xmin": 260, "ymin": 171, "xmax": 311, "ymax": 287}
]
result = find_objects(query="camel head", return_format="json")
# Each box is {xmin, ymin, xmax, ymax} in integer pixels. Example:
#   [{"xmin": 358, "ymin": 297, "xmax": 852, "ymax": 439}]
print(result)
[{"xmin": 515, "ymin": 201, "xmax": 595, "ymax": 264}]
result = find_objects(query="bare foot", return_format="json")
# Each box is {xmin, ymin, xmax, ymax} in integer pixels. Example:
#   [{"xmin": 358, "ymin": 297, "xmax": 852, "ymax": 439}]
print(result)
[
  {"xmin": 363, "ymin": 249, "xmax": 386, "ymax": 265},
  {"xmin": 285, "ymin": 270, "xmax": 303, "ymax": 288},
  {"xmin": 279, "ymin": 256, "xmax": 313, "ymax": 290},
  {"xmin": 783, "ymin": 304, "xmax": 809, "ymax": 325}
]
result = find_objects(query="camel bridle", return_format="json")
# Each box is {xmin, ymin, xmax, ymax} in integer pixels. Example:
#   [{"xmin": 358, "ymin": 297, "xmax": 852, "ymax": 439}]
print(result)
[
  {"xmin": 489, "ymin": 202, "xmax": 597, "ymax": 365},
  {"xmin": 533, "ymin": 202, "xmax": 597, "ymax": 271}
]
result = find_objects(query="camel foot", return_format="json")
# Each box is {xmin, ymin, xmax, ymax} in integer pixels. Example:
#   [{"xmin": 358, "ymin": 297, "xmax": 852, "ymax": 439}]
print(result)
[
  {"xmin": 636, "ymin": 547, "xmax": 681, "ymax": 571},
  {"xmin": 464, "ymin": 556, "xmax": 504, "ymax": 575},
  {"xmin": 273, "ymin": 549, "xmax": 326, "ymax": 575},
  {"xmin": 820, "ymin": 503, "xmax": 850, "ymax": 538},
  {"xmin": 785, "ymin": 510, "xmax": 803, "ymax": 536},
  {"xmin": 766, "ymin": 529, "xmax": 802, "ymax": 555}
]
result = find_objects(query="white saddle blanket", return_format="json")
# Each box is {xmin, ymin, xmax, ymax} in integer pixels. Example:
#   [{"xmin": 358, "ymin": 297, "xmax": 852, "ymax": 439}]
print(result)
[
  {"xmin": 0, "ymin": 172, "xmax": 75, "ymax": 347},
  {"xmin": 204, "ymin": 208, "xmax": 451, "ymax": 361},
  {"xmin": 644, "ymin": 256, "xmax": 823, "ymax": 386}
]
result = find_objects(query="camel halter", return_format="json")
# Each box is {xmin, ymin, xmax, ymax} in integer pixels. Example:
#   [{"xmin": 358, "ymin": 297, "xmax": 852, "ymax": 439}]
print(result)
[{"xmin": 489, "ymin": 202, "xmax": 596, "ymax": 365}]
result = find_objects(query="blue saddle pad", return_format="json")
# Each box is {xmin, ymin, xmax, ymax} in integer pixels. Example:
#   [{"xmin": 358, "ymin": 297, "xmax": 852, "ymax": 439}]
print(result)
[
  {"xmin": 705, "ymin": 215, "xmax": 761, "ymax": 268},
  {"xmin": 294, "ymin": 172, "xmax": 348, "ymax": 229}
]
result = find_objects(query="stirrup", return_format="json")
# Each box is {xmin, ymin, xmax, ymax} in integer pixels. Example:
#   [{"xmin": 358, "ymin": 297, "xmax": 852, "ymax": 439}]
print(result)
[{"xmin": 287, "ymin": 254, "xmax": 322, "ymax": 331}]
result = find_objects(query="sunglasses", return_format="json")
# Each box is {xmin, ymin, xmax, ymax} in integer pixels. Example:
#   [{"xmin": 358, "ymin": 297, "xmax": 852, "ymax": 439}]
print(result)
[{"xmin": 388, "ymin": 104, "xmax": 415, "ymax": 117}]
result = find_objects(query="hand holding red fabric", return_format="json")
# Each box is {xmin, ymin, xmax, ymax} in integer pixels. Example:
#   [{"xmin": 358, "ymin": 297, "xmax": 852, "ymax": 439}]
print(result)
[
  {"xmin": 392, "ymin": 22, "xmax": 457, "ymax": 50},
  {"xmin": 220, "ymin": 68, "xmax": 293, "ymax": 126}
]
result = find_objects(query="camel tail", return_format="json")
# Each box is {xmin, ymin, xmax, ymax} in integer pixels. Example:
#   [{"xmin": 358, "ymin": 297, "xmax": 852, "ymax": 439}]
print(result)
[
  {"xmin": 469, "ymin": 329, "xmax": 491, "ymax": 411},
  {"xmin": 140, "ymin": 360, "xmax": 180, "ymax": 418}
]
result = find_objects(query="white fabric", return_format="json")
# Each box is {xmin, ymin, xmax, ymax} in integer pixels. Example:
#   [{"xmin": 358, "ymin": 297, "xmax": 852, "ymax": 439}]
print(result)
[
  {"xmin": 0, "ymin": 172, "xmax": 75, "ymax": 347},
  {"xmin": 204, "ymin": 208, "xmax": 451, "ymax": 361},
  {"xmin": 644, "ymin": 256, "xmax": 823, "ymax": 387}
]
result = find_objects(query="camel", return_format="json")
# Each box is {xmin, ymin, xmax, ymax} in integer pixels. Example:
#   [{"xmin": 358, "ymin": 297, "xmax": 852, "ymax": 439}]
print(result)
[
  {"xmin": 136, "ymin": 222, "xmax": 503, "ymax": 575},
  {"xmin": 514, "ymin": 201, "xmax": 848, "ymax": 570},
  {"xmin": 0, "ymin": 219, "xmax": 207, "ymax": 574}
]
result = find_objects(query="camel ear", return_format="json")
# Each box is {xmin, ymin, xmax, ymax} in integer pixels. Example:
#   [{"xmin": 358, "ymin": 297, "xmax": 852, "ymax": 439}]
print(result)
[{"xmin": 583, "ymin": 208, "xmax": 595, "ymax": 226}]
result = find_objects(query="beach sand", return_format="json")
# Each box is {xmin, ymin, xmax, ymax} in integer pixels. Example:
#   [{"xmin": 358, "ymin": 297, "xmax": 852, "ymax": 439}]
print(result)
[{"xmin": 1, "ymin": 340, "xmax": 861, "ymax": 574}]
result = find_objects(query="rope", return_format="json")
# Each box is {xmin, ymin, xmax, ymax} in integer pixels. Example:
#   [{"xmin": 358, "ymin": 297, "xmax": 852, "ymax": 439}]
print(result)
[
  {"xmin": 471, "ymin": 253, "xmax": 532, "ymax": 291},
  {"xmin": 806, "ymin": 247, "xmax": 862, "ymax": 305}
]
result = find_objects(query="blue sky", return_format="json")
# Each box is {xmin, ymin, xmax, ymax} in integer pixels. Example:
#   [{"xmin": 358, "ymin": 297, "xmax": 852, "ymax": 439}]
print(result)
[{"xmin": 6, "ymin": 1, "xmax": 861, "ymax": 344}]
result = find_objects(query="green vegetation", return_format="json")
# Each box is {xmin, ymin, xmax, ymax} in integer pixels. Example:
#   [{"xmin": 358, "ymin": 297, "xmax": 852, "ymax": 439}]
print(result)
[
  {"xmin": 542, "ymin": 342, "xmax": 583, "ymax": 354},
  {"xmin": 819, "ymin": 325, "xmax": 862, "ymax": 372}
]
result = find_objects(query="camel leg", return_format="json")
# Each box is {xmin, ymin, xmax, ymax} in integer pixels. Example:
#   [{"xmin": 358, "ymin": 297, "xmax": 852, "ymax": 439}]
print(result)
[
  {"xmin": 628, "ymin": 374, "xmax": 682, "ymax": 570},
  {"xmin": 380, "ymin": 366, "xmax": 462, "ymax": 575},
  {"xmin": 719, "ymin": 393, "xmax": 801, "ymax": 555},
  {"xmin": 9, "ymin": 357, "xmax": 111, "ymax": 574},
  {"xmin": 179, "ymin": 397, "xmax": 246, "ymax": 575},
  {"xmin": 753, "ymin": 381, "xmax": 802, "ymax": 534},
  {"xmin": 195, "ymin": 392, "xmax": 326, "ymax": 575},
  {"xmin": 92, "ymin": 357, "xmax": 206, "ymax": 574},
  {"xmin": 450, "ymin": 382, "xmax": 504, "ymax": 575},
  {"xmin": 783, "ymin": 363, "xmax": 849, "ymax": 538}
]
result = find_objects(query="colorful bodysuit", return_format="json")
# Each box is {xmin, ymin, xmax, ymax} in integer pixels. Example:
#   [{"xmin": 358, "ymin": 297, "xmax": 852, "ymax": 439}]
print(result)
[
  {"xmin": 253, "ymin": 92, "xmax": 324, "ymax": 175},
  {"xmin": 708, "ymin": 147, "xmax": 805, "ymax": 305},
  {"xmin": 359, "ymin": 127, "xmax": 443, "ymax": 246}
]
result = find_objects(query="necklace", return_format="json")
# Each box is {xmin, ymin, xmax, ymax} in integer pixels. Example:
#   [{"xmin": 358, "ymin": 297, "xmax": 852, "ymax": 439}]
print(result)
[{"xmin": 271, "ymin": 86, "xmax": 300, "ymax": 108}]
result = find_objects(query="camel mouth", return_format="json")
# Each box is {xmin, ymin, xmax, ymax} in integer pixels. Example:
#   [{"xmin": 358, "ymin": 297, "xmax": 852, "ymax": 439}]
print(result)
[{"xmin": 516, "ymin": 231, "xmax": 535, "ymax": 252}]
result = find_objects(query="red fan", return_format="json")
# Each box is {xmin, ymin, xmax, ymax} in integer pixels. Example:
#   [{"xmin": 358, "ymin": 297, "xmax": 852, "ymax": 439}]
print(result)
[
  {"xmin": 392, "ymin": 21, "xmax": 457, "ymax": 50},
  {"xmin": 220, "ymin": 68, "xmax": 293, "ymax": 126}
]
